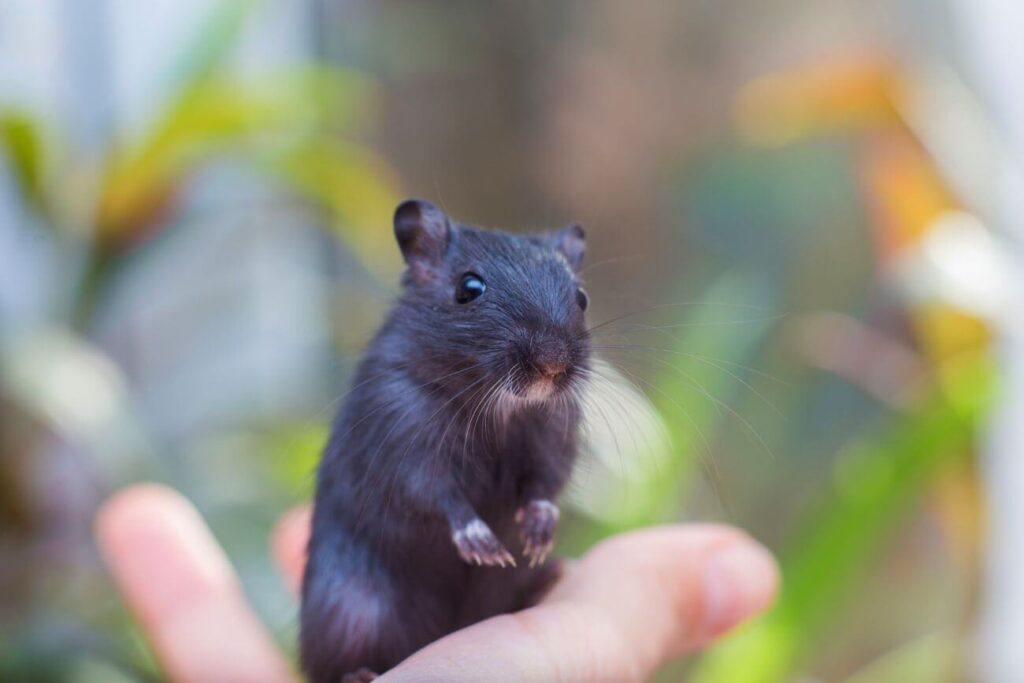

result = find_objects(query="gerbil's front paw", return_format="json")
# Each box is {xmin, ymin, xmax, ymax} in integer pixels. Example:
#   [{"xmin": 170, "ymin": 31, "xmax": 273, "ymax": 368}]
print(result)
[
  {"xmin": 452, "ymin": 519, "xmax": 516, "ymax": 568},
  {"xmin": 516, "ymin": 499, "xmax": 559, "ymax": 568},
  {"xmin": 341, "ymin": 669, "xmax": 378, "ymax": 683}
]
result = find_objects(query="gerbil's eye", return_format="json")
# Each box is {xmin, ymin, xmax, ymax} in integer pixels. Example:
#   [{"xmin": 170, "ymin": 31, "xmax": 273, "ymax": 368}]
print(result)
[
  {"xmin": 455, "ymin": 273, "xmax": 486, "ymax": 304},
  {"xmin": 576, "ymin": 288, "xmax": 589, "ymax": 311}
]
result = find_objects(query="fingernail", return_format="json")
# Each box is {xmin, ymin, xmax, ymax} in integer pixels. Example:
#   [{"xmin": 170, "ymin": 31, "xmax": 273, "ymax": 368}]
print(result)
[{"xmin": 703, "ymin": 540, "xmax": 778, "ymax": 638}]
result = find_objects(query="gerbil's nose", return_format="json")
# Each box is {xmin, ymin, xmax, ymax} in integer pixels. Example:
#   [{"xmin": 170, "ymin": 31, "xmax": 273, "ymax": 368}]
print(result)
[{"xmin": 536, "ymin": 360, "xmax": 568, "ymax": 380}]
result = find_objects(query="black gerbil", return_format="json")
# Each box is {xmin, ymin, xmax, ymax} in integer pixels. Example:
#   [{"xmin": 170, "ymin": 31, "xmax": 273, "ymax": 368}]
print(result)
[{"xmin": 300, "ymin": 199, "xmax": 591, "ymax": 682}]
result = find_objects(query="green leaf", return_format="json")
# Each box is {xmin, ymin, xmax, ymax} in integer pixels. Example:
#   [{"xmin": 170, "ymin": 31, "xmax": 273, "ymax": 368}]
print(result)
[
  {"xmin": 689, "ymin": 353, "xmax": 994, "ymax": 683},
  {"xmin": 96, "ymin": 67, "xmax": 390, "ymax": 250},
  {"xmin": 0, "ymin": 112, "xmax": 50, "ymax": 220},
  {"xmin": 262, "ymin": 137, "xmax": 401, "ymax": 278}
]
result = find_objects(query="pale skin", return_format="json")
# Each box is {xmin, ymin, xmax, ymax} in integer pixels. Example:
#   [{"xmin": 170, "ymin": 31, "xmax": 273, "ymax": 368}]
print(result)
[{"xmin": 94, "ymin": 484, "xmax": 779, "ymax": 683}]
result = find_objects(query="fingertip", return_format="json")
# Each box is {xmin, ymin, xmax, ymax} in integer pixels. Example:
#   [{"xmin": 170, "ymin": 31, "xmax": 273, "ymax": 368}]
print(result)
[
  {"xmin": 94, "ymin": 483, "xmax": 239, "ymax": 623},
  {"xmin": 271, "ymin": 504, "xmax": 311, "ymax": 595},
  {"xmin": 553, "ymin": 523, "xmax": 779, "ymax": 664},
  {"xmin": 95, "ymin": 483, "xmax": 223, "ymax": 586},
  {"xmin": 701, "ymin": 538, "xmax": 779, "ymax": 640},
  {"xmin": 95, "ymin": 483, "xmax": 191, "ymax": 548}
]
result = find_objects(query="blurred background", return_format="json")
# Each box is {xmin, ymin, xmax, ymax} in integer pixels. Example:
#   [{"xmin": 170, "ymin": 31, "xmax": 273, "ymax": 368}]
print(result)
[{"xmin": 1, "ymin": 1, "xmax": 1022, "ymax": 681}]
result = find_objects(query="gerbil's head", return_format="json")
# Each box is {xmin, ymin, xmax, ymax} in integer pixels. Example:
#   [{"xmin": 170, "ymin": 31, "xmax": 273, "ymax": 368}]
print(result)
[{"xmin": 392, "ymin": 199, "xmax": 590, "ymax": 405}]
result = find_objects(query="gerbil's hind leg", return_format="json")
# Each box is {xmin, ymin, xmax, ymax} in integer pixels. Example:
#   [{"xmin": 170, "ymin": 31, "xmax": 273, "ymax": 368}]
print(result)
[
  {"xmin": 300, "ymin": 567, "xmax": 395, "ymax": 683},
  {"xmin": 342, "ymin": 668, "xmax": 378, "ymax": 683}
]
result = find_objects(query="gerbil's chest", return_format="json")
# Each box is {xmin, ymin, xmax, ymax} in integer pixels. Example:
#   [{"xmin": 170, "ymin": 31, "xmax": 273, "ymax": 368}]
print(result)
[
  {"xmin": 457, "ymin": 437, "xmax": 528, "ymax": 493},
  {"xmin": 456, "ymin": 419, "xmax": 551, "ymax": 498},
  {"xmin": 463, "ymin": 456, "xmax": 527, "ymax": 526}
]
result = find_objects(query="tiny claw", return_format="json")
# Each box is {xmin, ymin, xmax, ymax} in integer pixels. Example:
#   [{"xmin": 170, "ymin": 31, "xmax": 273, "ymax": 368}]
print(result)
[
  {"xmin": 517, "ymin": 499, "xmax": 559, "ymax": 569},
  {"xmin": 452, "ymin": 518, "xmax": 516, "ymax": 569},
  {"xmin": 526, "ymin": 543, "xmax": 547, "ymax": 568}
]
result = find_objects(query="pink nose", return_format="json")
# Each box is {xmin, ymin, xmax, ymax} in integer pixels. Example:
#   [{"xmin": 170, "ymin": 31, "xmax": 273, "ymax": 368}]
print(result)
[{"xmin": 537, "ymin": 361, "xmax": 567, "ymax": 380}]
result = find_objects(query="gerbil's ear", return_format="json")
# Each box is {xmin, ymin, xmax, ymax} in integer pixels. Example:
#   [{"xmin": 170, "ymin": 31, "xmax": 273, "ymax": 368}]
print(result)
[
  {"xmin": 550, "ymin": 223, "xmax": 586, "ymax": 271},
  {"xmin": 394, "ymin": 199, "xmax": 452, "ymax": 283}
]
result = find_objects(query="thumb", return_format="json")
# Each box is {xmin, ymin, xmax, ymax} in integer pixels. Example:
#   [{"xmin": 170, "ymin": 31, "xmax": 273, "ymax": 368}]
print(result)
[{"xmin": 383, "ymin": 525, "xmax": 778, "ymax": 682}]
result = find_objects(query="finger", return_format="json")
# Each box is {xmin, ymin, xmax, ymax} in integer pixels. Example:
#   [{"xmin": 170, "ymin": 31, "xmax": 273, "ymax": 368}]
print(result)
[
  {"xmin": 382, "ymin": 524, "xmax": 778, "ymax": 683},
  {"xmin": 95, "ymin": 484, "xmax": 298, "ymax": 683},
  {"xmin": 270, "ymin": 504, "xmax": 311, "ymax": 596},
  {"xmin": 548, "ymin": 524, "xmax": 778, "ymax": 663}
]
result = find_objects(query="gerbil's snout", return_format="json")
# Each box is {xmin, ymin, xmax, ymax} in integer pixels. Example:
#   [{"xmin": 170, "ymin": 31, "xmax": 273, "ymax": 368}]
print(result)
[
  {"xmin": 506, "ymin": 332, "xmax": 582, "ymax": 402},
  {"xmin": 536, "ymin": 359, "xmax": 568, "ymax": 381}
]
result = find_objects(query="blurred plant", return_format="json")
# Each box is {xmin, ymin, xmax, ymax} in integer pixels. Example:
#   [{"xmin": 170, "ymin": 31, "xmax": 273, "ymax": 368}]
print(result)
[
  {"xmin": 690, "ymin": 352, "xmax": 992, "ymax": 683},
  {"xmin": 1, "ymin": 0, "xmax": 398, "ymax": 329},
  {"xmin": 0, "ymin": 0, "xmax": 399, "ymax": 678},
  {"xmin": 684, "ymin": 58, "xmax": 1000, "ymax": 683},
  {"xmin": 0, "ymin": 0, "xmax": 401, "ymax": 478},
  {"xmin": 536, "ymin": 57, "xmax": 1000, "ymax": 683}
]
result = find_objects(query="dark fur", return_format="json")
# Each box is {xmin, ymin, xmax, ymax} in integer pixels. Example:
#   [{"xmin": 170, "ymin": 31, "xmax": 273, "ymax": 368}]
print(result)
[{"xmin": 300, "ymin": 200, "xmax": 590, "ymax": 681}]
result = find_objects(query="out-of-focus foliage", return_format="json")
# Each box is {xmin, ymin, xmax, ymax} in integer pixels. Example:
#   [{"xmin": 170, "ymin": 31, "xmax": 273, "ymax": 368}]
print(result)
[
  {"xmin": 692, "ymin": 354, "xmax": 993, "ymax": 683},
  {"xmin": 0, "ymin": 0, "xmax": 399, "ymax": 678},
  {"xmin": 4, "ymin": 0, "xmax": 398, "ymax": 324},
  {"xmin": 95, "ymin": 67, "xmax": 396, "ymax": 267}
]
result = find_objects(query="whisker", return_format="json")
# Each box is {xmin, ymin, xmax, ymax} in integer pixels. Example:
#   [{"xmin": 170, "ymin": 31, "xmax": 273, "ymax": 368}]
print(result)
[
  {"xmin": 594, "ymin": 358, "xmax": 728, "ymax": 511},
  {"xmin": 590, "ymin": 343, "xmax": 785, "ymax": 417},
  {"xmin": 583, "ymin": 300, "xmax": 774, "ymax": 336},
  {"xmin": 600, "ymin": 349, "xmax": 776, "ymax": 463},
  {"xmin": 576, "ymin": 253, "xmax": 642, "ymax": 276},
  {"xmin": 593, "ymin": 363, "xmax": 702, "ymax": 479}
]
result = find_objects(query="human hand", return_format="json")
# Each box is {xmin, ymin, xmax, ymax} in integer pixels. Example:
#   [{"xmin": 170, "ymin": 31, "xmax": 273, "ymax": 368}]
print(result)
[{"xmin": 95, "ymin": 484, "xmax": 778, "ymax": 682}]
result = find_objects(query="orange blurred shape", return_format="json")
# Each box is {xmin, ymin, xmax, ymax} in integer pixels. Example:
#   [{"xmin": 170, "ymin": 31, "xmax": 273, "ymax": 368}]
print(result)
[
  {"xmin": 913, "ymin": 306, "xmax": 991, "ymax": 364},
  {"xmin": 734, "ymin": 55, "xmax": 960, "ymax": 259},
  {"xmin": 733, "ymin": 56, "xmax": 901, "ymax": 146},
  {"xmin": 859, "ymin": 133, "xmax": 959, "ymax": 262},
  {"xmin": 96, "ymin": 173, "xmax": 180, "ymax": 250},
  {"xmin": 735, "ymin": 55, "xmax": 993, "ymax": 364}
]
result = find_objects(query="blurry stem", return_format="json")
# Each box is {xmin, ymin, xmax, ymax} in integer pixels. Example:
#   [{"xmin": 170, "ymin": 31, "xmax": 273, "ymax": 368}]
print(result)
[
  {"xmin": 71, "ymin": 247, "xmax": 117, "ymax": 331},
  {"xmin": 793, "ymin": 311, "xmax": 929, "ymax": 409},
  {"xmin": 837, "ymin": 632, "xmax": 960, "ymax": 683}
]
